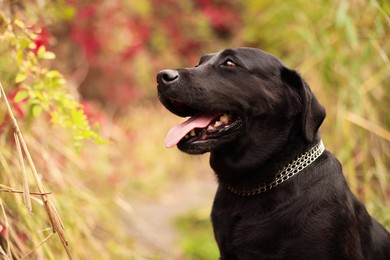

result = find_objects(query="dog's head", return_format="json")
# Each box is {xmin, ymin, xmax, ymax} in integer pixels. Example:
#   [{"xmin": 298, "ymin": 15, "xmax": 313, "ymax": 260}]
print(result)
[{"xmin": 157, "ymin": 48, "xmax": 325, "ymax": 158}]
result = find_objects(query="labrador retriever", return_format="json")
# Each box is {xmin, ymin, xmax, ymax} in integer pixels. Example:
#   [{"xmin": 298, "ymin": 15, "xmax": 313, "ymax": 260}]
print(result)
[{"xmin": 156, "ymin": 47, "xmax": 390, "ymax": 259}]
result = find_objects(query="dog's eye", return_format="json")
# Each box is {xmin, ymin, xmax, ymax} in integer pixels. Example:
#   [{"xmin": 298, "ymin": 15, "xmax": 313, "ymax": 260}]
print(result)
[{"xmin": 222, "ymin": 60, "xmax": 236, "ymax": 68}]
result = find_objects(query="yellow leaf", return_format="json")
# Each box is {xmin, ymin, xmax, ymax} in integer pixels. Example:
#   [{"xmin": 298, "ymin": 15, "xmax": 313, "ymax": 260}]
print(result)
[
  {"xmin": 43, "ymin": 51, "xmax": 56, "ymax": 60},
  {"xmin": 15, "ymin": 72, "xmax": 27, "ymax": 83},
  {"xmin": 29, "ymin": 42, "xmax": 37, "ymax": 50},
  {"xmin": 14, "ymin": 19, "xmax": 25, "ymax": 29},
  {"xmin": 14, "ymin": 90, "xmax": 29, "ymax": 102}
]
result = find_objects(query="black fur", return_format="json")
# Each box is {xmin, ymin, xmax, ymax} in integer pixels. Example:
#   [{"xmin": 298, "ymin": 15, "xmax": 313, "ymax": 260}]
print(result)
[{"xmin": 157, "ymin": 47, "xmax": 390, "ymax": 259}]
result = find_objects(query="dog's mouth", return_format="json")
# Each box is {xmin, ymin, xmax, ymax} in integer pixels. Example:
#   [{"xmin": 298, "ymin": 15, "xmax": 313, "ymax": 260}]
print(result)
[
  {"xmin": 163, "ymin": 99, "xmax": 243, "ymax": 152},
  {"xmin": 165, "ymin": 112, "xmax": 242, "ymax": 147}
]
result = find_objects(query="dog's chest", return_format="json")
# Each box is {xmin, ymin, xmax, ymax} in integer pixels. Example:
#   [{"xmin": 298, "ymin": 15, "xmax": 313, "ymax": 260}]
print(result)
[
  {"xmin": 210, "ymin": 190, "xmax": 317, "ymax": 258},
  {"xmin": 211, "ymin": 194, "xmax": 281, "ymax": 252}
]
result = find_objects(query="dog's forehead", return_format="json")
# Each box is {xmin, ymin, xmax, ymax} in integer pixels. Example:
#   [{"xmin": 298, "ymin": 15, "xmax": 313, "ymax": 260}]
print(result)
[
  {"xmin": 198, "ymin": 49, "xmax": 239, "ymax": 64},
  {"xmin": 199, "ymin": 48, "xmax": 284, "ymax": 68},
  {"xmin": 199, "ymin": 49, "xmax": 241, "ymax": 62},
  {"xmin": 198, "ymin": 53, "xmax": 217, "ymax": 64}
]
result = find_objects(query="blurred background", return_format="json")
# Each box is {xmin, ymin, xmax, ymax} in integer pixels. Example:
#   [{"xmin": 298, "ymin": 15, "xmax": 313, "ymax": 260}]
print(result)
[{"xmin": 0, "ymin": 0, "xmax": 389, "ymax": 259}]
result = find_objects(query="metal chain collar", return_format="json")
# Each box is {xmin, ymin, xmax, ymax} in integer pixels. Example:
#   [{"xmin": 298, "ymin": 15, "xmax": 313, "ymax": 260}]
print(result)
[{"xmin": 227, "ymin": 140, "xmax": 325, "ymax": 196}]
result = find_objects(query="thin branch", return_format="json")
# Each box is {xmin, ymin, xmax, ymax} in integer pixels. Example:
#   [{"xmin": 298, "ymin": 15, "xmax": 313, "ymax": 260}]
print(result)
[
  {"xmin": 0, "ymin": 200, "xmax": 11, "ymax": 259},
  {"xmin": 21, "ymin": 232, "xmax": 55, "ymax": 260},
  {"xmin": 14, "ymin": 132, "xmax": 32, "ymax": 214},
  {"xmin": 0, "ymin": 189, "xmax": 52, "ymax": 196},
  {"xmin": 0, "ymin": 245, "xmax": 10, "ymax": 260}
]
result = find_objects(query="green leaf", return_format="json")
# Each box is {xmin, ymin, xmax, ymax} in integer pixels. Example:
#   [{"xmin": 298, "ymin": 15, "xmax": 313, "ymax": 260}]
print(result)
[
  {"xmin": 32, "ymin": 104, "xmax": 42, "ymax": 118},
  {"xmin": 37, "ymin": 45, "xmax": 46, "ymax": 59},
  {"xmin": 63, "ymin": 6, "xmax": 76, "ymax": 19},
  {"xmin": 15, "ymin": 72, "xmax": 27, "ymax": 83},
  {"xmin": 16, "ymin": 49, "xmax": 24, "ymax": 64},
  {"xmin": 13, "ymin": 90, "xmax": 29, "ymax": 102},
  {"xmin": 46, "ymin": 70, "xmax": 61, "ymax": 78}
]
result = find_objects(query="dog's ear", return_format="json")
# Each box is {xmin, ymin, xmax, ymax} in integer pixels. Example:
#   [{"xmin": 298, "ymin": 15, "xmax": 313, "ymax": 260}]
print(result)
[{"xmin": 281, "ymin": 67, "xmax": 326, "ymax": 142}]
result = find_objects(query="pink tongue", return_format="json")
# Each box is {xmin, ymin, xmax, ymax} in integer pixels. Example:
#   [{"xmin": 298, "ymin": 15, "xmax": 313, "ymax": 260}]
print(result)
[{"xmin": 164, "ymin": 113, "xmax": 217, "ymax": 148}]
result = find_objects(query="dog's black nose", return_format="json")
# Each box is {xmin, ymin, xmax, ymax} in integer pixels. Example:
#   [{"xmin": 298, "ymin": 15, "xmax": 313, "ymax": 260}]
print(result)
[{"xmin": 157, "ymin": 69, "xmax": 179, "ymax": 86}]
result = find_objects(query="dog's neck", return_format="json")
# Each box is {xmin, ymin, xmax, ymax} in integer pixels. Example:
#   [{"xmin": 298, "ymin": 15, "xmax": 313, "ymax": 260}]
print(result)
[
  {"xmin": 210, "ymin": 132, "xmax": 322, "ymax": 189},
  {"xmin": 226, "ymin": 140, "xmax": 324, "ymax": 196}
]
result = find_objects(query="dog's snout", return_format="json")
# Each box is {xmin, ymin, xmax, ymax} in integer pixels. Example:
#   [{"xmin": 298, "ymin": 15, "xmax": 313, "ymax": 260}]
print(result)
[{"xmin": 157, "ymin": 69, "xmax": 179, "ymax": 86}]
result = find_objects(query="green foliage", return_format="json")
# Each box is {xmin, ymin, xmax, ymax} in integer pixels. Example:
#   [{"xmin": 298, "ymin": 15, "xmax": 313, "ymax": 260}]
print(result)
[{"xmin": 0, "ymin": 7, "xmax": 105, "ymax": 150}]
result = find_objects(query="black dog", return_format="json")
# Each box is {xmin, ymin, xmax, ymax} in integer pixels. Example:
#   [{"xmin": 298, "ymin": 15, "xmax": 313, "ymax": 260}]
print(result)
[{"xmin": 157, "ymin": 48, "xmax": 390, "ymax": 259}]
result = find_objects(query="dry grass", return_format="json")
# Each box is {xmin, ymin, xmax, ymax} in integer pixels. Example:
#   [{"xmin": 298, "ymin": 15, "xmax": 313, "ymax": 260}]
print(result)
[
  {"xmin": 0, "ymin": 82, "xmax": 72, "ymax": 259},
  {"xmin": 0, "ymin": 98, "xmax": 209, "ymax": 258}
]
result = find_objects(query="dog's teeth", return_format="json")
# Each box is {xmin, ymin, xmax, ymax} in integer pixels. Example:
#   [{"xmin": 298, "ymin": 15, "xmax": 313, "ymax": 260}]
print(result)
[
  {"xmin": 190, "ymin": 129, "xmax": 196, "ymax": 136},
  {"xmin": 214, "ymin": 121, "xmax": 222, "ymax": 127},
  {"xmin": 220, "ymin": 113, "xmax": 230, "ymax": 124},
  {"xmin": 207, "ymin": 125, "xmax": 215, "ymax": 131}
]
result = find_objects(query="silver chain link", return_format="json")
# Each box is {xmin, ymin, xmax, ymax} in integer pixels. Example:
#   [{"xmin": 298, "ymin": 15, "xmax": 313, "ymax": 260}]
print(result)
[{"xmin": 227, "ymin": 140, "xmax": 325, "ymax": 196}]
